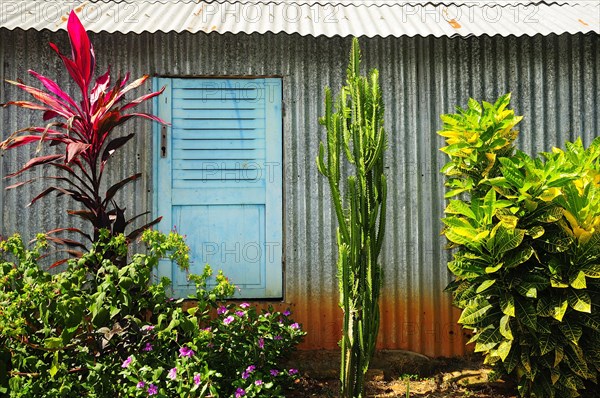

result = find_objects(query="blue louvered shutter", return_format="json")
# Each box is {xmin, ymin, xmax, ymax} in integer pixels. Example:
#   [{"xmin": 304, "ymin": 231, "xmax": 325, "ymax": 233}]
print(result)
[{"xmin": 154, "ymin": 78, "xmax": 283, "ymax": 298}]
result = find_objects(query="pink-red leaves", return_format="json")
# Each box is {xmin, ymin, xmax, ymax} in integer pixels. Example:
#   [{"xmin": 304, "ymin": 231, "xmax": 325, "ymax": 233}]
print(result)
[
  {"xmin": 2, "ymin": 10, "xmax": 166, "ymax": 257},
  {"xmin": 6, "ymin": 154, "xmax": 64, "ymax": 178},
  {"xmin": 67, "ymin": 11, "xmax": 95, "ymax": 92},
  {"xmin": 66, "ymin": 142, "xmax": 91, "ymax": 163}
]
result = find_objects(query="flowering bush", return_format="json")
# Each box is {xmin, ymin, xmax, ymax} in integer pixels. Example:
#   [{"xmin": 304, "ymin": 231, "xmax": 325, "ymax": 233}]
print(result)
[
  {"xmin": 0, "ymin": 231, "xmax": 305, "ymax": 397},
  {"xmin": 118, "ymin": 302, "xmax": 305, "ymax": 397}
]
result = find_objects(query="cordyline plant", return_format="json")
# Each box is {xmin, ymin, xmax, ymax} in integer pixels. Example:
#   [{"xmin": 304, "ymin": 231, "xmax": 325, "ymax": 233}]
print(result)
[
  {"xmin": 317, "ymin": 38, "xmax": 387, "ymax": 398},
  {"xmin": 0, "ymin": 11, "xmax": 165, "ymax": 266}
]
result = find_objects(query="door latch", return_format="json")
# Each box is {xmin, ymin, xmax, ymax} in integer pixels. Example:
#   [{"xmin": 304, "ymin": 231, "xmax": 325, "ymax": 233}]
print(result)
[{"xmin": 161, "ymin": 125, "xmax": 167, "ymax": 158}]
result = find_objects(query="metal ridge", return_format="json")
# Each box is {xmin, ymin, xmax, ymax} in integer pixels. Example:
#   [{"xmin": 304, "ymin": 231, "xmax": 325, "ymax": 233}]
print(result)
[{"xmin": 21, "ymin": 0, "xmax": 600, "ymax": 7}]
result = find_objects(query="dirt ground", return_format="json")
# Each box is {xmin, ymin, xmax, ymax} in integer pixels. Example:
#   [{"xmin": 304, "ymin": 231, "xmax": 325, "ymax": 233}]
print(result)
[{"xmin": 286, "ymin": 357, "xmax": 518, "ymax": 397}]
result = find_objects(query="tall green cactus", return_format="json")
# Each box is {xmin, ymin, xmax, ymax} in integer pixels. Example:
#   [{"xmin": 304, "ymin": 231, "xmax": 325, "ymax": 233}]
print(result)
[{"xmin": 316, "ymin": 37, "xmax": 387, "ymax": 398}]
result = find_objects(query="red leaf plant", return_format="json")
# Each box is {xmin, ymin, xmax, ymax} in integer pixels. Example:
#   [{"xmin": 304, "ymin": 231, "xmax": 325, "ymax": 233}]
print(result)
[{"xmin": 0, "ymin": 10, "xmax": 165, "ymax": 267}]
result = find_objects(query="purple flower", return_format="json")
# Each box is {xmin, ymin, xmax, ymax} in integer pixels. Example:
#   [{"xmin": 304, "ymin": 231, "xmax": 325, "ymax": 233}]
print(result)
[
  {"xmin": 193, "ymin": 373, "xmax": 201, "ymax": 386},
  {"xmin": 167, "ymin": 367, "xmax": 177, "ymax": 380},
  {"xmin": 179, "ymin": 346, "xmax": 194, "ymax": 357},
  {"xmin": 235, "ymin": 310, "xmax": 245, "ymax": 317},
  {"xmin": 143, "ymin": 342, "xmax": 153, "ymax": 352},
  {"xmin": 270, "ymin": 369, "xmax": 279, "ymax": 376},
  {"xmin": 289, "ymin": 368, "xmax": 299, "ymax": 375},
  {"xmin": 239, "ymin": 302, "xmax": 250, "ymax": 309},
  {"xmin": 235, "ymin": 388, "xmax": 246, "ymax": 398},
  {"xmin": 147, "ymin": 384, "xmax": 158, "ymax": 395},
  {"xmin": 223, "ymin": 315, "xmax": 235, "ymax": 325},
  {"xmin": 242, "ymin": 364, "xmax": 256, "ymax": 379},
  {"xmin": 136, "ymin": 381, "xmax": 145, "ymax": 389},
  {"xmin": 255, "ymin": 379, "xmax": 263, "ymax": 386},
  {"xmin": 283, "ymin": 309, "xmax": 291, "ymax": 316},
  {"xmin": 258, "ymin": 337, "xmax": 265, "ymax": 349},
  {"xmin": 121, "ymin": 356, "xmax": 133, "ymax": 368},
  {"xmin": 141, "ymin": 325, "xmax": 155, "ymax": 332},
  {"xmin": 274, "ymin": 335, "xmax": 282, "ymax": 340},
  {"xmin": 217, "ymin": 305, "xmax": 227, "ymax": 315},
  {"xmin": 291, "ymin": 322, "xmax": 300, "ymax": 330}
]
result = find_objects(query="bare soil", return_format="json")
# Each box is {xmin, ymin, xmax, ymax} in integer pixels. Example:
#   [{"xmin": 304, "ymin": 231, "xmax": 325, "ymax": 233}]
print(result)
[{"xmin": 286, "ymin": 357, "xmax": 518, "ymax": 397}]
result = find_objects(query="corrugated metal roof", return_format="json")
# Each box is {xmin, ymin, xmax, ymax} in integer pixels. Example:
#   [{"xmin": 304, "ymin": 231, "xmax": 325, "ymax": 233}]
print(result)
[{"xmin": 0, "ymin": 0, "xmax": 597, "ymax": 37}]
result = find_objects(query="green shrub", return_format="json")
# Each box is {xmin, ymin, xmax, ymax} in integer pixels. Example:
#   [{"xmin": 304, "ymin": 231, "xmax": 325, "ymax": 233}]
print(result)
[
  {"xmin": 439, "ymin": 94, "xmax": 600, "ymax": 397},
  {"xmin": 0, "ymin": 231, "xmax": 305, "ymax": 397}
]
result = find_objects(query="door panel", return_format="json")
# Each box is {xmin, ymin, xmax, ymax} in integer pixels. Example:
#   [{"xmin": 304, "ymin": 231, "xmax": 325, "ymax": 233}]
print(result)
[{"xmin": 154, "ymin": 77, "xmax": 283, "ymax": 298}]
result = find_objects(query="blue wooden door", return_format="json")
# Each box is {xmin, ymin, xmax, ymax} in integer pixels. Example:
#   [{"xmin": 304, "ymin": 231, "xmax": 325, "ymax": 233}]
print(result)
[{"xmin": 153, "ymin": 78, "xmax": 283, "ymax": 298}]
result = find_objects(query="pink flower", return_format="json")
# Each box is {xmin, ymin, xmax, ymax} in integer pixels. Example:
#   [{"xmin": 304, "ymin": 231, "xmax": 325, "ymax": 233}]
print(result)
[
  {"xmin": 258, "ymin": 337, "xmax": 265, "ymax": 349},
  {"xmin": 255, "ymin": 379, "xmax": 263, "ymax": 386},
  {"xmin": 121, "ymin": 356, "xmax": 133, "ymax": 368},
  {"xmin": 143, "ymin": 342, "xmax": 153, "ymax": 352},
  {"xmin": 136, "ymin": 381, "xmax": 145, "ymax": 389},
  {"xmin": 147, "ymin": 384, "xmax": 158, "ymax": 395},
  {"xmin": 235, "ymin": 388, "xmax": 246, "ymax": 397},
  {"xmin": 167, "ymin": 367, "xmax": 177, "ymax": 380},
  {"xmin": 283, "ymin": 309, "xmax": 291, "ymax": 316},
  {"xmin": 239, "ymin": 302, "xmax": 250, "ymax": 309},
  {"xmin": 270, "ymin": 369, "xmax": 279, "ymax": 376},
  {"xmin": 193, "ymin": 373, "xmax": 201, "ymax": 386},
  {"xmin": 141, "ymin": 325, "xmax": 155, "ymax": 332},
  {"xmin": 235, "ymin": 311, "xmax": 245, "ymax": 317},
  {"xmin": 242, "ymin": 364, "xmax": 256, "ymax": 379},
  {"xmin": 179, "ymin": 346, "xmax": 194, "ymax": 357},
  {"xmin": 217, "ymin": 306, "xmax": 227, "ymax": 315},
  {"xmin": 291, "ymin": 323, "xmax": 300, "ymax": 330},
  {"xmin": 223, "ymin": 315, "xmax": 235, "ymax": 325},
  {"xmin": 274, "ymin": 335, "xmax": 282, "ymax": 340},
  {"xmin": 289, "ymin": 368, "xmax": 298, "ymax": 375}
]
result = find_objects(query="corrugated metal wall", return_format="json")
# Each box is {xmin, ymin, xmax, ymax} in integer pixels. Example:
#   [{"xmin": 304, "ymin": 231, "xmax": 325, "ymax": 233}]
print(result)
[{"xmin": 1, "ymin": 29, "xmax": 598, "ymax": 357}]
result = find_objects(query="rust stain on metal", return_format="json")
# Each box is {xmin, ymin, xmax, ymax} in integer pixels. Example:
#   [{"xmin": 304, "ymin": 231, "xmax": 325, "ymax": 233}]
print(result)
[
  {"xmin": 74, "ymin": 6, "xmax": 83, "ymax": 14},
  {"xmin": 448, "ymin": 19, "xmax": 462, "ymax": 29},
  {"xmin": 260, "ymin": 293, "xmax": 468, "ymax": 357}
]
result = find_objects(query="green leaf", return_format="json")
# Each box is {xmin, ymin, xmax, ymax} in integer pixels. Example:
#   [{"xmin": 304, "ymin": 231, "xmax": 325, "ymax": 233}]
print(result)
[
  {"xmin": 49, "ymin": 351, "xmax": 59, "ymax": 378},
  {"xmin": 500, "ymin": 294, "xmax": 515, "ymax": 317},
  {"xmin": 499, "ymin": 314, "xmax": 513, "ymax": 340},
  {"xmin": 565, "ymin": 345, "xmax": 590, "ymax": 379},
  {"xmin": 458, "ymin": 301, "xmax": 493, "ymax": 325},
  {"xmin": 515, "ymin": 282, "xmax": 538, "ymax": 299},
  {"xmin": 521, "ymin": 348, "xmax": 532, "ymax": 375},
  {"xmin": 569, "ymin": 270, "xmax": 587, "ymax": 289},
  {"xmin": 579, "ymin": 313, "xmax": 600, "ymax": 331},
  {"xmin": 44, "ymin": 337, "xmax": 63, "ymax": 349},
  {"xmin": 504, "ymin": 246, "xmax": 534, "ymax": 269},
  {"xmin": 474, "ymin": 327, "xmax": 502, "ymax": 353},
  {"xmin": 553, "ymin": 299, "xmax": 568, "ymax": 322},
  {"xmin": 515, "ymin": 299, "xmax": 537, "ymax": 331},
  {"xmin": 494, "ymin": 224, "xmax": 525, "ymax": 255},
  {"xmin": 527, "ymin": 225, "xmax": 545, "ymax": 239},
  {"xmin": 538, "ymin": 334, "xmax": 556, "ymax": 356},
  {"xmin": 485, "ymin": 263, "xmax": 503, "ymax": 274},
  {"xmin": 496, "ymin": 340, "xmax": 512, "ymax": 361},
  {"xmin": 559, "ymin": 320, "xmax": 582, "ymax": 344},
  {"xmin": 504, "ymin": 346, "xmax": 519, "ymax": 373},
  {"xmin": 445, "ymin": 200, "xmax": 476, "ymax": 219},
  {"xmin": 476, "ymin": 279, "xmax": 496, "ymax": 293},
  {"xmin": 581, "ymin": 263, "xmax": 600, "ymax": 278},
  {"xmin": 568, "ymin": 289, "xmax": 591, "ymax": 313},
  {"xmin": 555, "ymin": 344, "xmax": 564, "ymax": 367}
]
